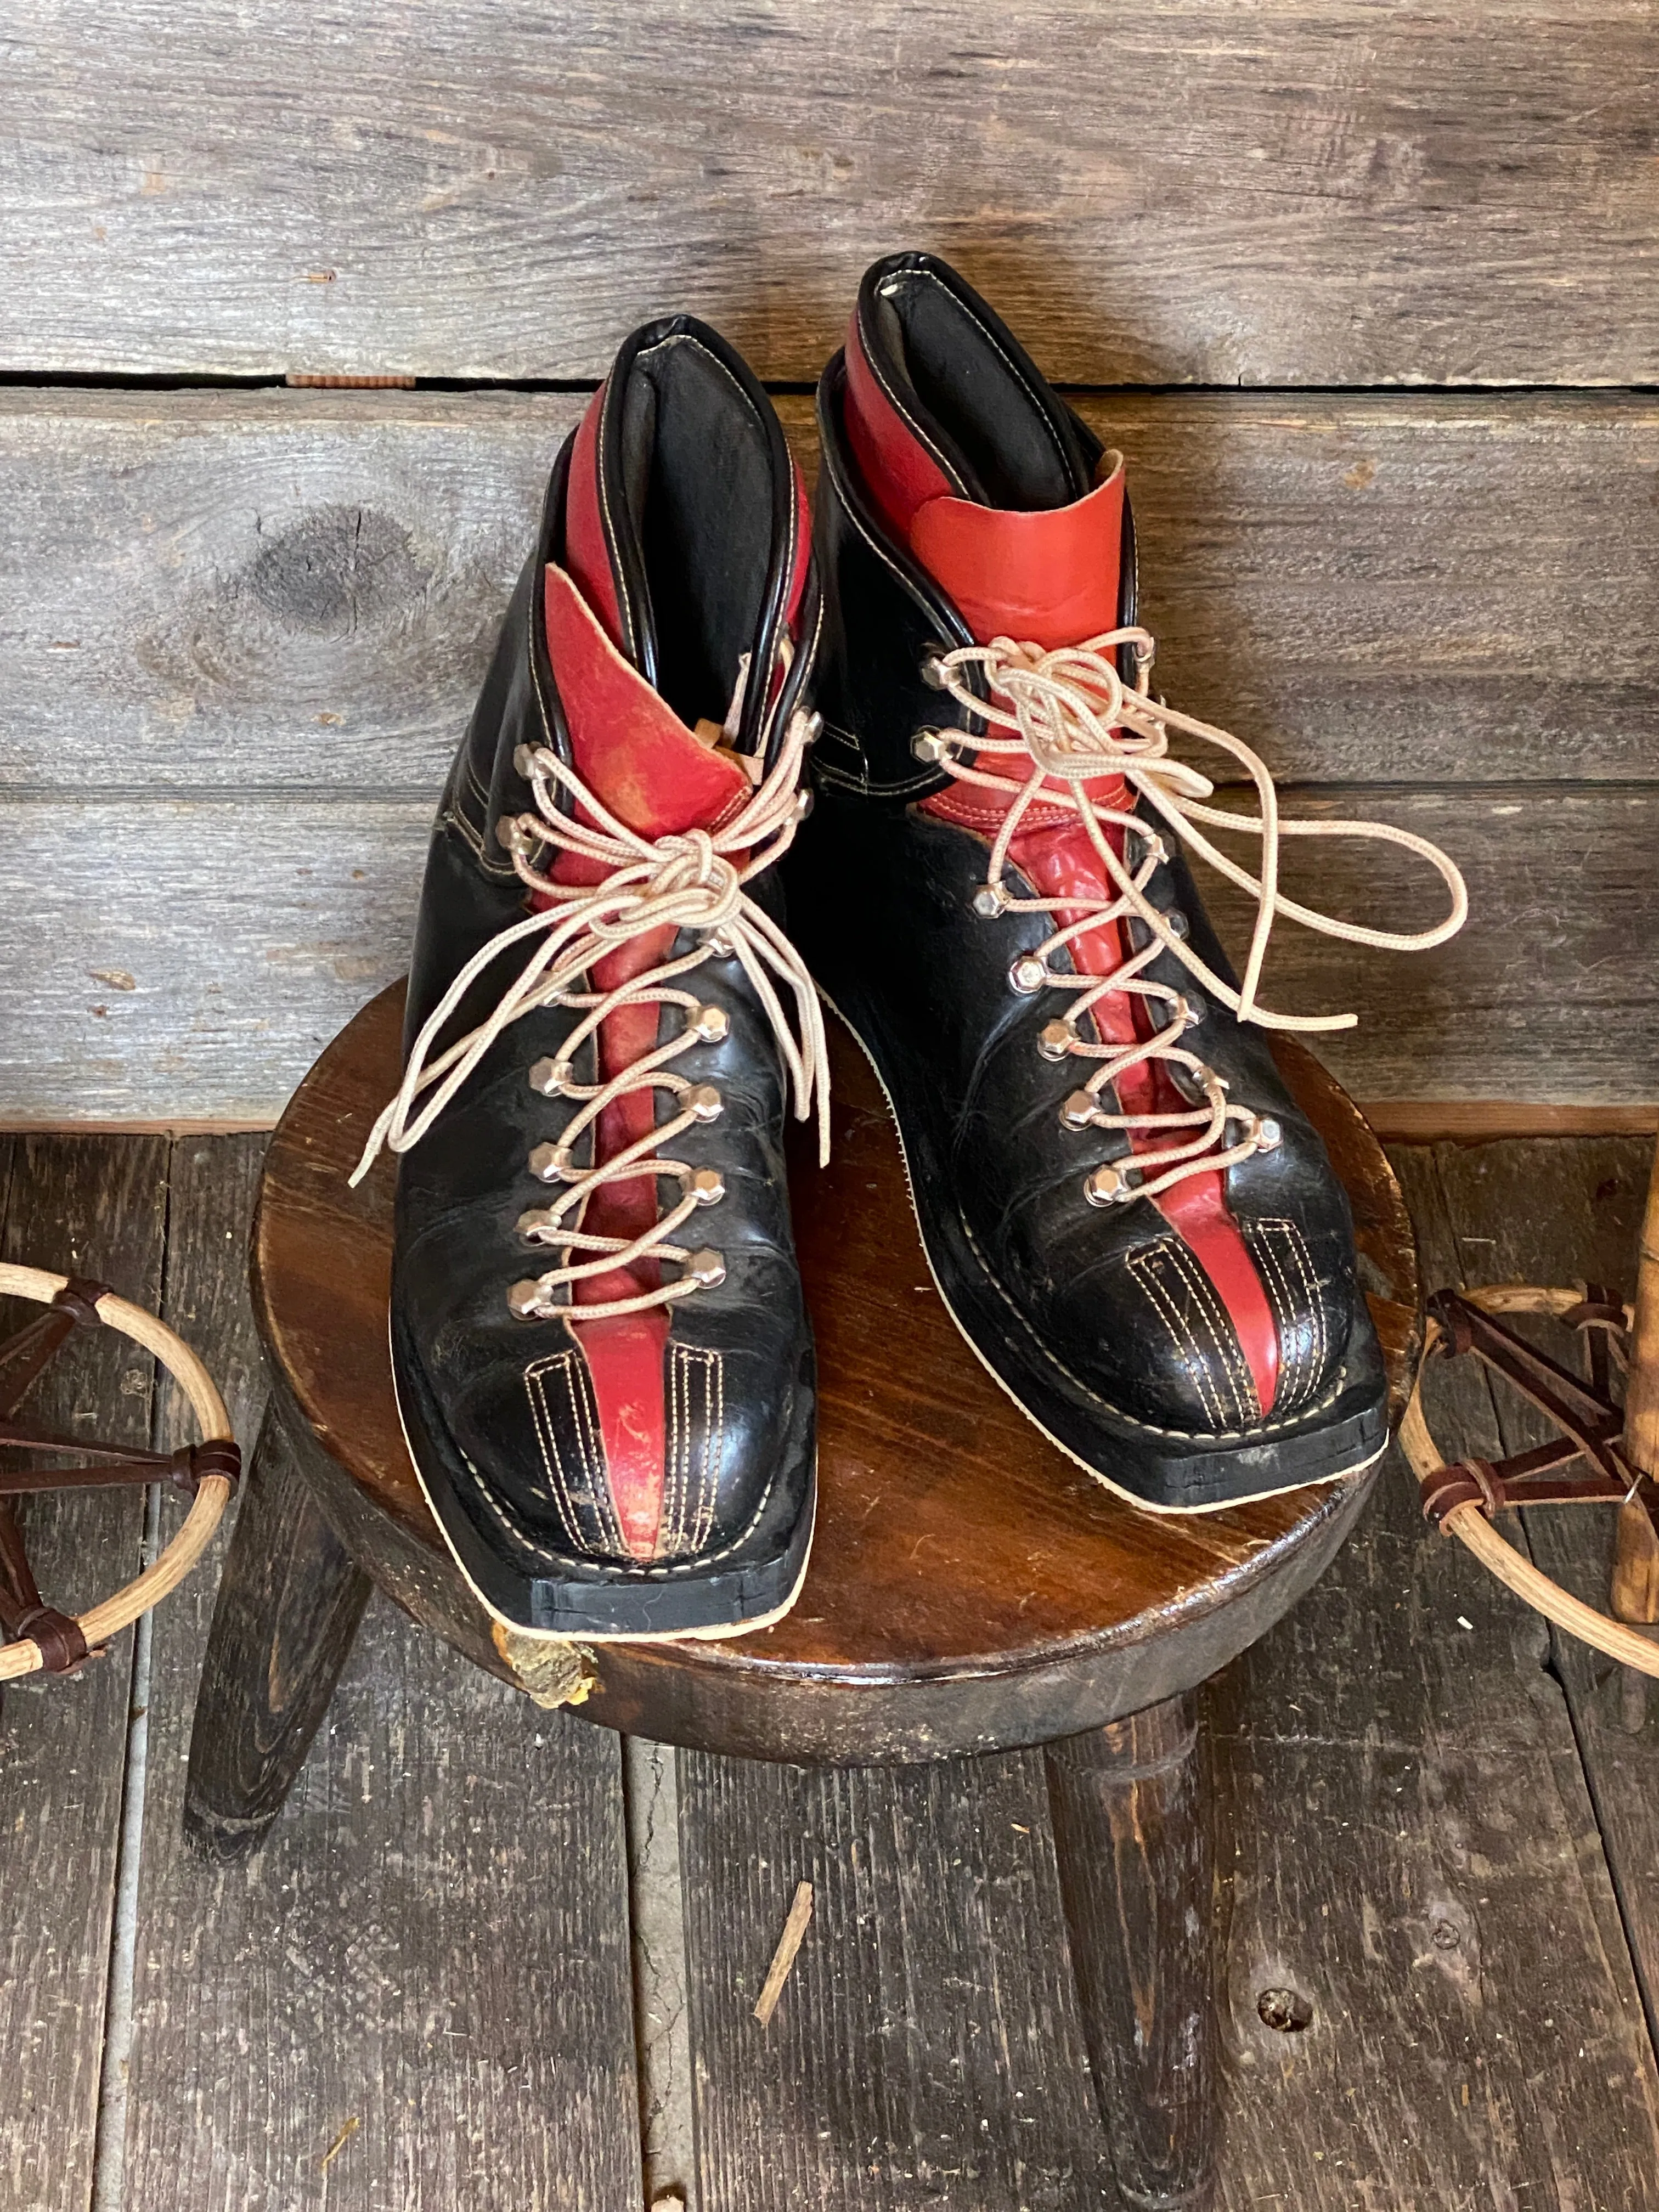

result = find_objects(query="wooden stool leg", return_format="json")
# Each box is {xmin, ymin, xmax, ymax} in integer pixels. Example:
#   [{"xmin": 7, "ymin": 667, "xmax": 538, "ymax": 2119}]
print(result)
[
  {"xmin": 184, "ymin": 1402, "xmax": 372, "ymax": 1863},
  {"xmin": 1045, "ymin": 1692, "xmax": 1216, "ymax": 2211}
]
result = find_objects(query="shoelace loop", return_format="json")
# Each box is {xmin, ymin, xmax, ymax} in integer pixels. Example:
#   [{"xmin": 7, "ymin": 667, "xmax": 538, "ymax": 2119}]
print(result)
[
  {"xmin": 352, "ymin": 708, "xmax": 828, "ymax": 1322},
  {"xmin": 923, "ymin": 628, "xmax": 1468, "ymax": 1206}
]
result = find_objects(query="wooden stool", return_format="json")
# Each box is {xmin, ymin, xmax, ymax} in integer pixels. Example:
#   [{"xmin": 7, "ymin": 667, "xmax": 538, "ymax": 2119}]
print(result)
[{"xmin": 187, "ymin": 983, "xmax": 1417, "ymax": 2210}]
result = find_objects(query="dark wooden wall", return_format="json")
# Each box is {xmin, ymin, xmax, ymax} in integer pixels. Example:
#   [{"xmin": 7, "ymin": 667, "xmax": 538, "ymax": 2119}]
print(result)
[{"xmin": 1, "ymin": 4, "xmax": 1655, "ymax": 1120}]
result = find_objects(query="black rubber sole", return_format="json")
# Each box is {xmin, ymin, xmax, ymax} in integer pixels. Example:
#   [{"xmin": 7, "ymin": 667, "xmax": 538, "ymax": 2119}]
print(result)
[
  {"xmin": 390, "ymin": 1308, "xmax": 817, "ymax": 1641},
  {"xmin": 826, "ymin": 989, "xmax": 1390, "ymax": 1513}
]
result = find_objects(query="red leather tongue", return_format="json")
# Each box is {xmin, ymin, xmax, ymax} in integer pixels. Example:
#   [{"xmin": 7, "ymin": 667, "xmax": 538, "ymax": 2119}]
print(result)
[
  {"xmin": 909, "ymin": 469, "xmax": 1125, "ymax": 652},
  {"xmin": 542, "ymin": 565, "xmax": 749, "ymax": 846}
]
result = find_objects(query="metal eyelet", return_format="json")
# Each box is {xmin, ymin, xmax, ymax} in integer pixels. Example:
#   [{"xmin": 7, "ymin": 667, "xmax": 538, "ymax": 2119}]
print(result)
[
  {"xmin": 920, "ymin": 652, "xmax": 950, "ymax": 691},
  {"xmin": 512, "ymin": 743, "xmax": 537, "ymax": 778},
  {"xmin": 688, "ymin": 1003, "xmax": 729, "ymax": 1044},
  {"xmin": 1008, "ymin": 956, "xmax": 1047, "ymax": 996},
  {"xmin": 972, "ymin": 884, "xmax": 1004, "ymax": 918},
  {"xmin": 686, "ymin": 1085, "xmax": 723, "ymax": 1122},
  {"xmin": 507, "ymin": 1278, "xmax": 551, "ymax": 1319},
  {"xmin": 1164, "ymin": 910, "xmax": 1190, "ymax": 940},
  {"xmin": 912, "ymin": 730, "xmax": 950, "ymax": 765},
  {"xmin": 529, "ymin": 1056, "xmax": 572, "ymax": 1096},
  {"xmin": 1037, "ymin": 1020, "xmax": 1074, "ymax": 1061},
  {"xmin": 689, "ymin": 1169, "xmax": 725, "ymax": 1205},
  {"xmin": 1060, "ymin": 1091, "xmax": 1097, "ymax": 1132},
  {"xmin": 1256, "ymin": 1118, "xmax": 1283, "ymax": 1152},
  {"xmin": 794, "ymin": 788, "xmax": 815, "ymax": 821},
  {"xmin": 703, "ymin": 928, "xmax": 735, "ymax": 958},
  {"xmin": 1084, "ymin": 1163, "xmax": 1138, "ymax": 1207},
  {"xmin": 528, "ymin": 1142, "xmax": 576, "ymax": 1182},
  {"xmin": 496, "ymin": 814, "xmax": 534, "ymax": 857},
  {"xmin": 516, "ymin": 1207, "xmax": 555, "ymax": 1238},
  {"xmin": 686, "ymin": 1248, "xmax": 726, "ymax": 1288},
  {"xmin": 1183, "ymin": 994, "xmax": 1205, "ymax": 1029}
]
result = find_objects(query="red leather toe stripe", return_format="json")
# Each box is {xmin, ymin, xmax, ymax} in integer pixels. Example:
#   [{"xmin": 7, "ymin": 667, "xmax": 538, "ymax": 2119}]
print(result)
[{"xmin": 571, "ymin": 1313, "xmax": 670, "ymax": 1561}]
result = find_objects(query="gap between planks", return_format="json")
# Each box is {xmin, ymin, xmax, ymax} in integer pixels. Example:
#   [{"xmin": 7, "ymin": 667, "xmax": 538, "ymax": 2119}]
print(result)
[{"xmin": 8, "ymin": 1103, "xmax": 1657, "ymax": 1143}]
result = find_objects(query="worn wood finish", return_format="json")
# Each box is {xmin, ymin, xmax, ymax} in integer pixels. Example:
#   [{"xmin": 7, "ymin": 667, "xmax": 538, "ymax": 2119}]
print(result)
[
  {"xmin": 7, "ymin": 388, "xmax": 1658, "ymax": 794},
  {"xmin": 184, "ymin": 1401, "xmax": 373, "ymax": 1859},
  {"xmin": 1429, "ymin": 1135, "xmax": 1659, "ymax": 2048},
  {"xmin": 1046, "ymin": 1695, "xmax": 1216, "ymax": 2212},
  {"xmin": 679, "ymin": 1744, "xmax": 1115, "ymax": 2209},
  {"xmin": 0, "ymin": 1137, "xmax": 168, "ymax": 2212},
  {"xmin": 4, "ymin": 385, "xmax": 1656, "ymax": 1123},
  {"xmin": 3, "ymin": 2, "xmax": 1656, "ymax": 386},
  {"xmin": 5, "ymin": 783, "xmax": 1656, "ymax": 1125},
  {"xmin": 122, "ymin": 1135, "xmax": 645, "ymax": 2212},
  {"xmin": 1203, "ymin": 1146, "xmax": 1659, "ymax": 2207},
  {"xmin": 249, "ymin": 981, "xmax": 1410, "ymax": 1766}
]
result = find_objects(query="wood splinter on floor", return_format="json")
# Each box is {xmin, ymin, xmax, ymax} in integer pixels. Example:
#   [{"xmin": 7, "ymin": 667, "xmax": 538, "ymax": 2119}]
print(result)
[
  {"xmin": 752, "ymin": 1880, "xmax": 814, "ymax": 2025},
  {"xmin": 318, "ymin": 2115, "xmax": 360, "ymax": 2171}
]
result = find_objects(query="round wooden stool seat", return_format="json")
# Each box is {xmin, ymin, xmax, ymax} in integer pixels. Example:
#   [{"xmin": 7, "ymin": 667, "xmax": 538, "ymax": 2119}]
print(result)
[{"xmin": 247, "ymin": 982, "xmax": 1417, "ymax": 1765}]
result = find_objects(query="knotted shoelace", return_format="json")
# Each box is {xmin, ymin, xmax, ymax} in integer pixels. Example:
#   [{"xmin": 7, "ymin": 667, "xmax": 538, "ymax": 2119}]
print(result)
[
  {"xmin": 921, "ymin": 628, "xmax": 1468, "ymax": 1207},
  {"xmin": 352, "ymin": 709, "xmax": 828, "ymax": 1322}
]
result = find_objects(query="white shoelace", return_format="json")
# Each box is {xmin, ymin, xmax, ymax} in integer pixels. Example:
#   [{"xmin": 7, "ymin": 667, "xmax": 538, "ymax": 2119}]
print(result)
[
  {"xmin": 352, "ymin": 709, "xmax": 828, "ymax": 1322},
  {"xmin": 921, "ymin": 628, "xmax": 1468, "ymax": 1207}
]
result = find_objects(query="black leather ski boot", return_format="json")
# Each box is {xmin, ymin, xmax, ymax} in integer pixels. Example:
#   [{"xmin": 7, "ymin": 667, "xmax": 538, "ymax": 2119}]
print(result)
[
  {"xmin": 788, "ymin": 252, "xmax": 1465, "ymax": 1511},
  {"xmin": 359, "ymin": 317, "xmax": 826, "ymax": 1636}
]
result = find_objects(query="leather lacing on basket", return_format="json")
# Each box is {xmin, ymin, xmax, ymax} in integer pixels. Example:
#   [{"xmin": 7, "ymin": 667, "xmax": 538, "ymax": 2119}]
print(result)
[
  {"xmin": 352, "ymin": 708, "xmax": 828, "ymax": 1322},
  {"xmin": 918, "ymin": 628, "xmax": 1469, "ymax": 1206}
]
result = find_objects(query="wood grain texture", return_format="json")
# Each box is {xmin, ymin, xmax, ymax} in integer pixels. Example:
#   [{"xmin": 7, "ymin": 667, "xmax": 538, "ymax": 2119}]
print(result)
[
  {"xmin": 678, "ymin": 1745, "xmax": 1115, "ymax": 2209},
  {"xmin": 2, "ymin": 1, "xmax": 1656, "ymax": 385},
  {"xmin": 120, "ymin": 1135, "xmax": 644, "ymax": 2212},
  {"xmin": 0, "ymin": 1136, "xmax": 168, "ymax": 2212},
  {"xmin": 1046, "ymin": 1697, "xmax": 1217, "ymax": 2210},
  {"xmin": 1203, "ymin": 1146, "xmax": 1659, "ymax": 2209},
  {"xmin": 1427, "ymin": 1134, "xmax": 1659, "ymax": 2053},
  {"xmin": 184, "ymin": 1398, "xmax": 374, "ymax": 1860},
  {"xmin": 246, "ymin": 985, "xmax": 1400, "ymax": 1764},
  {"xmin": 2, "ymin": 778, "xmax": 1654, "ymax": 1122},
  {"xmin": 6, "ymin": 388, "xmax": 1658, "ymax": 793}
]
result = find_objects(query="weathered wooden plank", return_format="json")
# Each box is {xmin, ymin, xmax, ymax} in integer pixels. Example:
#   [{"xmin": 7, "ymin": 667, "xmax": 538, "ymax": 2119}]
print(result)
[
  {"xmin": 678, "ymin": 1746, "xmax": 1114, "ymax": 2209},
  {"xmin": 119, "ymin": 1134, "xmax": 644, "ymax": 2212},
  {"xmin": 1, "ymin": 781, "xmax": 1654, "ymax": 1123},
  {"xmin": 1205, "ymin": 1144, "xmax": 1659, "ymax": 2208},
  {"xmin": 0, "ymin": 793, "xmax": 427, "ymax": 1122},
  {"xmin": 1428, "ymin": 1135, "xmax": 1659, "ymax": 2051},
  {"xmin": 5, "ymin": 388, "xmax": 1658, "ymax": 792},
  {"xmin": 0, "ymin": 1136, "xmax": 169, "ymax": 2212},
  {"xmin": 2, "ymin": 0, "xmax": 1655, "ymax": 385}
]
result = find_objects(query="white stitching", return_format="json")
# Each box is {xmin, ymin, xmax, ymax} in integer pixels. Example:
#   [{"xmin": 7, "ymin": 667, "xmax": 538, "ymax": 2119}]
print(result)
[
  {"xmin": 959, "ymin": 1212, "xmax": 1347, "ymax": 1440},
  {"xmin": 1163, "ymin": 1239, "xmax": 1258, "ymax": 1427},
  {"xmin": 1249, "ymin": 1224, "xmax": 1308, "ymax": 1405},
  {"xmin": 1127, "ymin": 1244, "xmax": 1227, "ymax": 1430},
  {"xmin": 524, "ymin": 1350, "xmax": 594, "ymax": 1554},
  {"xmin": 902, "ymin": 265, "xmax": 1075, "ymax": 483}
]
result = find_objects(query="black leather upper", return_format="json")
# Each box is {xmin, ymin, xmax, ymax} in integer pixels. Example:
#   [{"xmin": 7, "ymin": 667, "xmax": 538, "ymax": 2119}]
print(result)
[
  {"xmin": 787, "ymin": 259, "xmax": 1379, "ymax": 1462},
  {"xmin": 390, "ymin": 318, "xmax": 820, "ymax": 1630}
]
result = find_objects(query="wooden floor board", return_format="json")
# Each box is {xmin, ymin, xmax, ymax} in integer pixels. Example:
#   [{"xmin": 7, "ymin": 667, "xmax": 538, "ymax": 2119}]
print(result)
[
  {"xmin": 0, "ymin": 1136, "xmax": 170, "ymax": 2212},
  {"xmin": 1204, "ymin": 1146, "xmax": 1659, "ymax": 2208},
  {"xmin": 1429, "ymin": 1136, "xmax": 1659, "ymax": 2059},
  {"xmin": 678, "ymin": 1746, "xmax": 1113, "ymax": 2211},
  {"xmin": 9, "ymin": 1133, "xmax": 1659, "ymax": 2209},
  {"xmin": 116, "ymin": 1136, "xmax": 645, "ymax": 2212}
]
